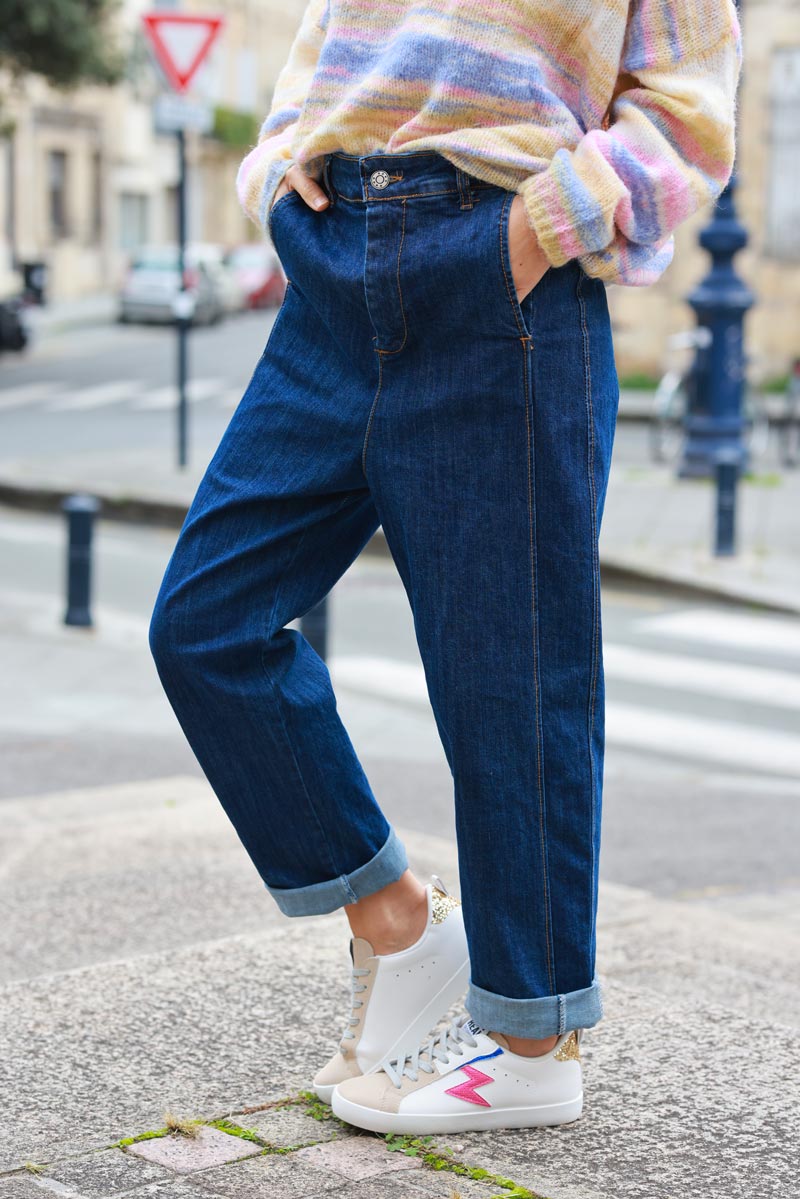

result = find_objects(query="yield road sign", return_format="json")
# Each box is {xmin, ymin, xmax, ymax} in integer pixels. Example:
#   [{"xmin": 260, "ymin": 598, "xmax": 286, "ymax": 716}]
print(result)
[{"xmin": 142, "ymin": 13, "xmax": 224, "ymax": 94}]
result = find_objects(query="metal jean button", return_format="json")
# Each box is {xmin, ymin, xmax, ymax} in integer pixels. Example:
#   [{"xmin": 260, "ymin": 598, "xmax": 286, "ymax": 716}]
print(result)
[{"xmin": 369, "ymin": 169, "xmax": 391, "ymax": 190}]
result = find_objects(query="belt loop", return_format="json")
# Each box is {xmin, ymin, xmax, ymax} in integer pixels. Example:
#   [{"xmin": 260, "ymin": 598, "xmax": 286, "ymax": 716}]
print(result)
[{"xmin": 456, "ymin": 167, "xmax": 474, "ymax": 210}]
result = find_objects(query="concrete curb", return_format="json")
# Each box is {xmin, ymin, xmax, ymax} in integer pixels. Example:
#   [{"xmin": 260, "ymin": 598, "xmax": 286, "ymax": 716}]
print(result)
[{"xmin": 3, "ymin": 477, "xmax": 798, "ymax": 616}]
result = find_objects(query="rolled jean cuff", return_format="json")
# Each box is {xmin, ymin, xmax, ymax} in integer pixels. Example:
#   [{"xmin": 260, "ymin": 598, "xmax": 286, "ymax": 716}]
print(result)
[
  {"xmin": 466, "ymin": 977, "xmax": 603, "ymax": 1039},
  {"xmin": 265, "ymin": 825, "xmax": 409, "ymax": 917}
]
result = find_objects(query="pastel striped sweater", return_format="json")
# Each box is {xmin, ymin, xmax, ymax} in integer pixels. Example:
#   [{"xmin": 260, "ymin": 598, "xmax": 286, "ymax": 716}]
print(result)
[{"xmin": 237, "ymin": 0, "xmax": 743, "ymax": 287}]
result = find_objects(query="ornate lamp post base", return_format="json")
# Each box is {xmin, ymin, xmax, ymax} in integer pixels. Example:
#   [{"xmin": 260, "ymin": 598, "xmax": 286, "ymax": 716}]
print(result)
[{"xmin": 678, "ymin": 171, "xmax": 755, "ymax": 479}]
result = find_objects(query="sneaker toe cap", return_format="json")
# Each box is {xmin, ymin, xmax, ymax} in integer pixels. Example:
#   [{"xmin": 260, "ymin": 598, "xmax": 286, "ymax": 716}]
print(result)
[
  {"xmin": 314, "ymin": 1051, "xmax": 362, "ymax": 1089},
  {"xmin": 335, "ymin": 1070, "xmax": 403, "ymax": 1114}
]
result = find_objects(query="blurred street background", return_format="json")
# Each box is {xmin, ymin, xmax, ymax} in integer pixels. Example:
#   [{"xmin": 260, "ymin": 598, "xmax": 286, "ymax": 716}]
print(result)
[{"xmin": 1, "ymin": 2, "xmax": 798, "ymax": 1199}]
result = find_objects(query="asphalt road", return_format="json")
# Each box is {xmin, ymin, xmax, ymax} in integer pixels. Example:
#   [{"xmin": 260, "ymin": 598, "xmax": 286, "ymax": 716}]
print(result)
[
  {"xmin": 2, "ymin": 501, "xmax": 798, "ymax": 907},
  {"xmin": 0, "ymin": 309, "xmax": 658, "ymax": 468}
]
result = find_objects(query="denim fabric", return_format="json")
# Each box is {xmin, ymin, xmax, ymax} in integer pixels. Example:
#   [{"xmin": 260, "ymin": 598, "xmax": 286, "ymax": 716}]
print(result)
[{"xmin": 149, "ymin": 150, "xmax": 620, "ymax": 1038}]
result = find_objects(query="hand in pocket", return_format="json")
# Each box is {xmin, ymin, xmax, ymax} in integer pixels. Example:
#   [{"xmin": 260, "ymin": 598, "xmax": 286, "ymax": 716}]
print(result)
[
  {"xmin": 507, "ymin": 194, "xmax": 551, "ymax": 303},
  {"xmin": 271, "ymin": 164, "xmax": 331, "ymax": 214}
]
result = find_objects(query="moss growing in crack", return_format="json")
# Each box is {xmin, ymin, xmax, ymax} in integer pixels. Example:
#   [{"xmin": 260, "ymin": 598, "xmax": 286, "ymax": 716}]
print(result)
[
  {"xmin": 23, "ymin": 1162, "xmax": 45, "ymax": 1175},
  {"xmin": 111, "ymin": 1128, "xmax": 169, "ymax": 1149},
  {"xmin": 208, "ymin": 1118, "xmax": 266, "ymax": 1146},
  {"xmin": 383, "ymin": 1134, "xmax": 543, "ymax": 1198},
  {"xmin": 297, "ymin": 1090, "xmax": 350, "ymax": 1128}
]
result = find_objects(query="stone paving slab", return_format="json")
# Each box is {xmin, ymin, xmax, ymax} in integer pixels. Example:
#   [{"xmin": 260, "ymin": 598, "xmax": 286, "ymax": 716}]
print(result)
[
  {"xmin": 125, "ymin": 1182, "xmax": 220, "ymax": 1199},
  {"xmin": 236, "ymin": 1108, "xmax": 349, "ymax": 1149},
  {"xmin": 1, "ymin": 777, "xmax": 798, "ymax": 1198},
  {"xmin": 191, "ymin": 1154, "xmax": 344, "ymax": 1198},
  {"xmin": 295, "ymin": 1136, "xmax": 423, "ymax": 1181},
  {"xmin": 0, "ymin": 1179, "xmax": 59, "ymax": 1198},
  {"xmin": 34, "ymin": 1148, "xmax": 170, "ymax": 1194},
  {"xmin": 126, "ymin": 1128, "xmax": 262, "ymax": 1173}
]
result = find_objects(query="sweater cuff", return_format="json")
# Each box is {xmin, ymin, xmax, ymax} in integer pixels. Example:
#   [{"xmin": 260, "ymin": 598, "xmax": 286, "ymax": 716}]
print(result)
[
  {"xmin": 520, "ymin": 142, "xmax": 623, "ymax": 269},
  {"xmin": 519, "ymin": 167, "xmax": 576, "ymax": 269}
]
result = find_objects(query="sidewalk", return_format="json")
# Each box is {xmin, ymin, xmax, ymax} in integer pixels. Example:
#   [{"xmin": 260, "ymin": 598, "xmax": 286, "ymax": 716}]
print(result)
[
  {"xmin": 1, "ymin": 774, "xmax": 797, "ymax": 1199},
  {"xmin": 25, "ymin": 293, "xmax": 118, "ymax": 338},
  {"xmin": 1, "ymin": 413, "xmax": 798, "ymax": 613}
]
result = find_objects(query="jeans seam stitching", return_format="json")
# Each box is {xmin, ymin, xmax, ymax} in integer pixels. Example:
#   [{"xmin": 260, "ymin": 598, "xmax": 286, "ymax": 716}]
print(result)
[
  {"xmin": 499, "ymin": 193, "xmax": 530, "ymax": 339},
  {"xmin": 374, "ymin": 198, "xmax": 409, "ymax": 358},
  {"xmin": 577, "ymin": 270, "xmax": 601, "ymax": 936},
  {"xmin": 341, "ymin": 876, "xmax": 359, "ymax": 903},
  {"xmin": 334, "ymin": 187, "xmax": 463, "ymax": 203},
  {"xmin": 361, "ymin": 352, "xmax": 384, "ymax": 479},
  {"xmin": 522, "ymin": 336, "xmax": 556, "ymax": 995}
]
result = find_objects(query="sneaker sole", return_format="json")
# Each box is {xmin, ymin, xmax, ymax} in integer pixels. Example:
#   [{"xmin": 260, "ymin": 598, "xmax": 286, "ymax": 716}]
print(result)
[
  {"xmin": 331, "ymin": 1091, "xmax": 583, "ymax": 1134},
  {"xmin": 312, "ymin": 956, "xmax": 470, "ymax": 1105}
]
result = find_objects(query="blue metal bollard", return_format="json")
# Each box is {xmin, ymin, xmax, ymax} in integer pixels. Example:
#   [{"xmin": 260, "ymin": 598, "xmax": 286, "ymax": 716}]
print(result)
[
  {"xmin": 301, "ymin": 595, "xmax": 329, "ymax": 661},
  {"xmin": 62, "ymin": 493, "xmax": 100, "ymax": 627},
  {"xmin": 679, "ymin": 0, "xmax": 753, "ymax": 482},
  {"xmin": 678, "ymin": 169, "xmax": 755, "ymax": 480},
  {"xmin": 713, "ymin": 450, "xmax": 739, "ymax": 557}
]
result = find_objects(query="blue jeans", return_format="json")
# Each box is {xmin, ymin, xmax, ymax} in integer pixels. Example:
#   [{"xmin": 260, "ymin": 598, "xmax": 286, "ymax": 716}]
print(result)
[{"xmin": 149, "ymin": 150, "xmax": 620, "ymax": 1039}]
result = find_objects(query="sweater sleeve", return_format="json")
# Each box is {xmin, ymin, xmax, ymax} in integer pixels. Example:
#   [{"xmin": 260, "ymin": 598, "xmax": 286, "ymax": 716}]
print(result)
[
  {"xmin": 236, "ymin": 0, "xmax": 329, "ymax": 232},
  {"xmin": 520, "ymin": 0, "xmax": 744, "ymax": 286}
]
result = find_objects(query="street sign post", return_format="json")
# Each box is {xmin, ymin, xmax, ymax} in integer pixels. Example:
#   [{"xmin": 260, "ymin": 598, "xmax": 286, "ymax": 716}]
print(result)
[{"xmin": 142, "ymin": 12, "xmax": 225, "ymax": 470}]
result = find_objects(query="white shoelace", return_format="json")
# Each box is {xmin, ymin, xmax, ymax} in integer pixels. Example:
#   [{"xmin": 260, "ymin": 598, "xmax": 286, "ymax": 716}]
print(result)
[
  {"xmin": 340, "ymin": 963, "xmax": 370, "ymax": 1043},
  {"xmin": 383, "ymin": 1016, "xmax": 480, "ymax": 1088}
]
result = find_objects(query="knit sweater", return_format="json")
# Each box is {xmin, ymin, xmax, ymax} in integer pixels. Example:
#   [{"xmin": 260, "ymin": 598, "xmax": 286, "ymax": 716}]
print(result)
[{"xmin": 236, "ymin": 0, "xmax": 743, "ymax": 287}]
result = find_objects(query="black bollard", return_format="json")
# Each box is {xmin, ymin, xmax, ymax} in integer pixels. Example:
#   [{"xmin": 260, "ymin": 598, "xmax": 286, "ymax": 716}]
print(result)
[
  {"xmin": 62, "ymin": 493, "xmax": 100, "ymax": 627},
  {"xmin": 714, "ymin": 451, "xmax": 739, "ymax": 558},
  {"xmin": 301, "ymin": 596, "xmax": 329, "ymax": 661}
]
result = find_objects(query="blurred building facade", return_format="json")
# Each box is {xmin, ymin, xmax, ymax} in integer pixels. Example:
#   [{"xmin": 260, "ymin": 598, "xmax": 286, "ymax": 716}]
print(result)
[
  {"xmin": 0, "ymin": 0, "xmax": 797, "ymax": 377},
  {"xmin": 0, "ymin": 0, "xmax": 308, "ymax": 304}
]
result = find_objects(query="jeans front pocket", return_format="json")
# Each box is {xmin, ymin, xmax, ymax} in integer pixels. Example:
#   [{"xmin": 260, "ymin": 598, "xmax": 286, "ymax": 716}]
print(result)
[
  {"xmin": 267, "ymin": 188, "xmax": 301, "ymax": 247},
  {"xmin": 496, "ymin": 190, "xmax": 537, "ymax": 340}
]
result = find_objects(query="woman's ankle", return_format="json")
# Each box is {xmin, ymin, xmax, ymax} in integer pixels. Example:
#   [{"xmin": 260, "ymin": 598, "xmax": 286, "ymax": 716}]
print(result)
[
  {"xmin": 502, "ymin": 1033, "xmax": 559, "ymax": 1057},
  {"xmin": 345, "ymin": 870, "xmax": 428, "ymax": 955}
]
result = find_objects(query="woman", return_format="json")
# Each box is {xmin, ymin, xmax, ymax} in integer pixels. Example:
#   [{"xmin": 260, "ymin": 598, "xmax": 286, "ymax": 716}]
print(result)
[{"xmin": 150, "ymin": 0, "xmax": 742, "ymax": 1135}]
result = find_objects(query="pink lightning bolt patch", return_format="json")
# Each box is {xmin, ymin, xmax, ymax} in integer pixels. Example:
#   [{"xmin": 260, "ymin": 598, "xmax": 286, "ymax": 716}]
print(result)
[{"xmin": 445, "ymin": 1064, "xmax": 494, "ymax": 1107}]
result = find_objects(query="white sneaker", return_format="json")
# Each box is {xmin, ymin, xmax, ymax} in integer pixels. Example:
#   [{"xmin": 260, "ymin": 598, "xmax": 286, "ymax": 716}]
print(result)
[
  {"xmin": 312, "ymin": 876, "xmax": 470, "ymax": 1103},
  {"xmin": 330, "ymin": 1014, "xmax": 583, "ymax": 1133}
]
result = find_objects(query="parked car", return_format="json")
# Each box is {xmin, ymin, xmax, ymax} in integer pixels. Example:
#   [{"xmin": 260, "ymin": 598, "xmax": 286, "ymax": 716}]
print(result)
[
  {"xmin": 118, "ymin": 245, "xmax": 229, "ymax": 325},
  {"xmin": 192, "ymin": 243, "xmax": 247, "ymax": 315},
  {"xmin": 0, "ymin": 293, "xmax": 30, "ymax": 353},
  {"xmin": 224, "ymin": 243, "xmax": 287, "ymax": 309}
]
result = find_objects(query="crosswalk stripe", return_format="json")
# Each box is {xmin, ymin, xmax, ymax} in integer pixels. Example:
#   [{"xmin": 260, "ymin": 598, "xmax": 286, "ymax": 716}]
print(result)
[
  {"xmin": 0, "ymin": 381, "xmax": 64, "ymax": 410},
  {"xmin": 328, "ymin": 654, "xmax": 800, "ymax": 777},
  {"xmin": 219, "ymin": 387, "xmax": 243, "ymax": 410},
  {"xmin": 603, "ymin": 643, "xmax": 800, "ymax": 710},
  {"xmin": 606, "ymin": 703, "xmax": 800, "ymax": 778},
  {"xmin": 131, "ymin": 377, "xmax": 227, "ymax": 410},
  {"xmin": 639, "ymin": 608, "xmax": 800, "ymax": 657},
  {"xmin": 44, "ymin": 381, "xmax": 142, "ymax": 411}
]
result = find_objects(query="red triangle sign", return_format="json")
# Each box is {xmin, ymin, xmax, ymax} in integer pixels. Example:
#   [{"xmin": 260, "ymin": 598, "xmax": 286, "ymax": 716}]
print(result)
[{"xmin": 142, "ymin": 13, "xmax": 225, "ymax": 94}]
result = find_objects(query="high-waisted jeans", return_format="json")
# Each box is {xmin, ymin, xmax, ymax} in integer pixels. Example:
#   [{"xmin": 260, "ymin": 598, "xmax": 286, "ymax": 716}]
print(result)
[{"xmin": 149, "ymin": 150, "xmax": 620, "ymax": 1038}]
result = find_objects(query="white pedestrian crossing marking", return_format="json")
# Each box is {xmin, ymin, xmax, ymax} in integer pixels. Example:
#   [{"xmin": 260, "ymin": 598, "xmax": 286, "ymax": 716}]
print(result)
[
  {"xmin": 606, "ymin": 704, "xmax": 800, "ymax": 779},
  {"xmin": 0, "ymin": 381, "xmax": 64, "ymax": 409},
  {"xmin": 1, "ymin": 376, "xmax": 239, "ymax": 413},
  {"xmin": 328, "ymin": 652, "xmax": 800, "ymax": 778},
  {"xmin": 131, "ymin": 377, "xmax": 227, "ymax": 410},
  {"xmin": 639, "ymin": 608, "xmax": 800, "ymax": 657},
  {"xmin": 603, "ymin": 643, "xmax": 800, "ymax": 710},
  {"xmin": 44, "ymin": 381, "xmax": 142, "ymax": 411}
]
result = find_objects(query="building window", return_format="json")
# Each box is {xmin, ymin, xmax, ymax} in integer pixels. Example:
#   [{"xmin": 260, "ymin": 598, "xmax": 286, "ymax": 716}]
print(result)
[
  {"xmin": 766, "ymin": 46, "xmax": 800, "ymax": 260},
  {"xmin": 119, "ymin": 192, "xmax": 149, "ymax": 252},
  {"xmin": 48, "ymin": 150, "xmax": 68, "ymax": 240}
]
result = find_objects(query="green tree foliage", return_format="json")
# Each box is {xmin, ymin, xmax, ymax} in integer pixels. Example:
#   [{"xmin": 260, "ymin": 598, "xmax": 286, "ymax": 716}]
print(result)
[{"xmin": 0, "ymin": 0, "xmax": 123, "ymax": 88}]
